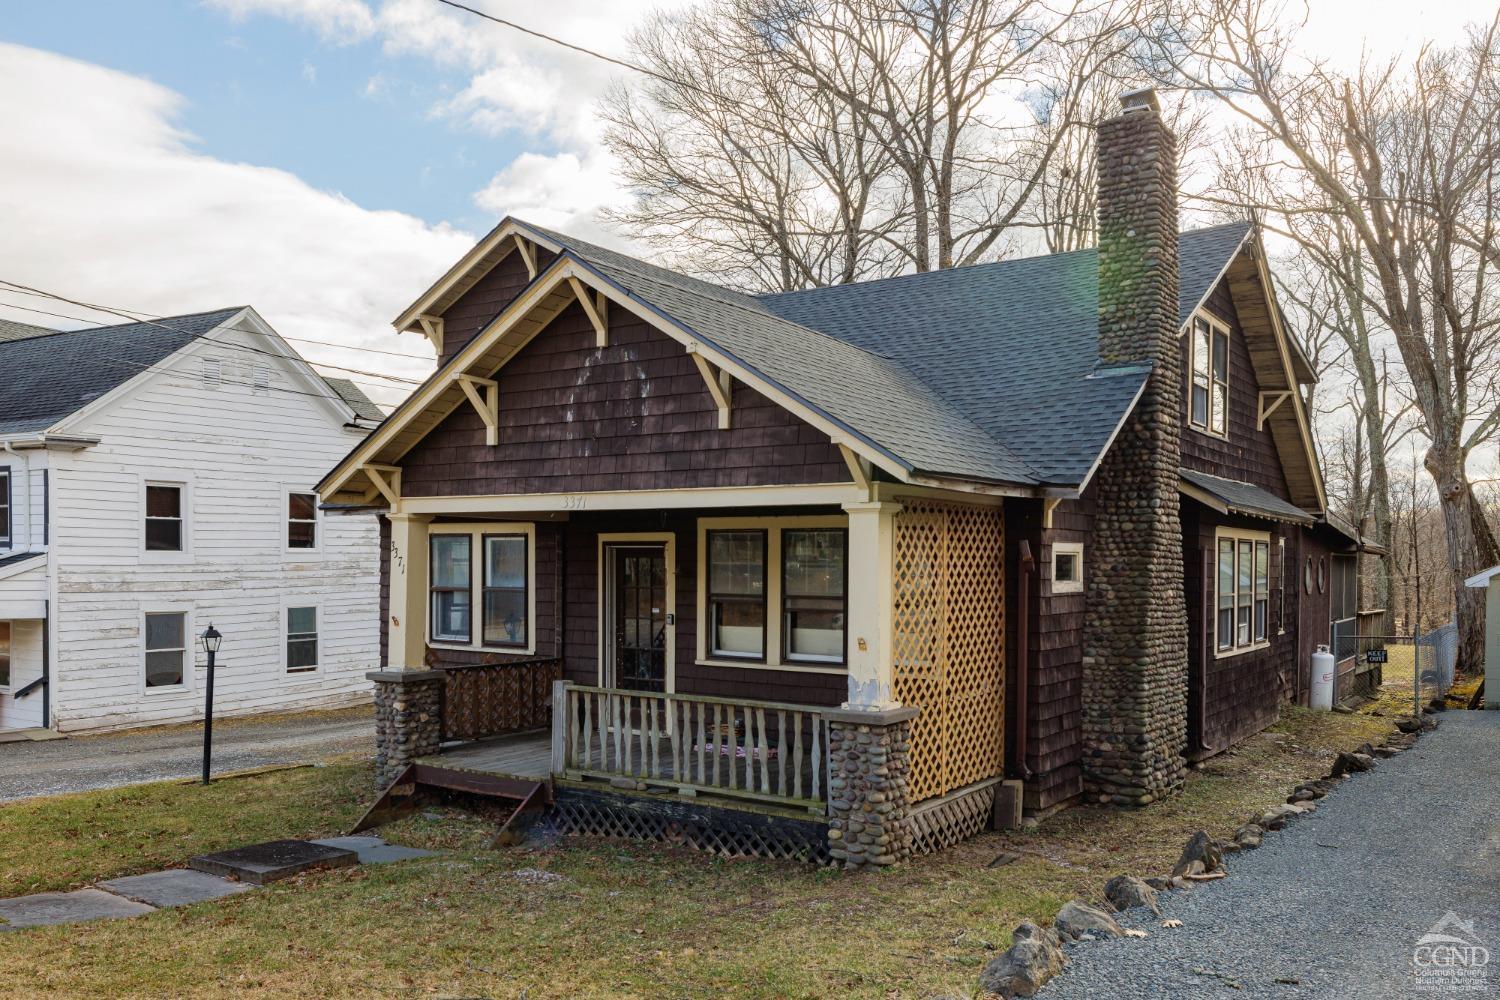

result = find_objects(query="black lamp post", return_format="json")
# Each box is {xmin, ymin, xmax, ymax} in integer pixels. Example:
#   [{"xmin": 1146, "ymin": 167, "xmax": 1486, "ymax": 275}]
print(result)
[{"xmin": 200, "ymin": 624, "xmax": 222, "ymax": 785}]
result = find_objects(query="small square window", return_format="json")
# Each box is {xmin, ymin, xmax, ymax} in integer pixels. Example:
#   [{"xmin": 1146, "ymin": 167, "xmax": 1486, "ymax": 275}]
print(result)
[
  {"xmin": 1051, "ymin": 542, "xmax": 1084, "ymax": 594},
  {"xmin": 288, "ymin": 492, "xmax": 318, "ymax": 549}
]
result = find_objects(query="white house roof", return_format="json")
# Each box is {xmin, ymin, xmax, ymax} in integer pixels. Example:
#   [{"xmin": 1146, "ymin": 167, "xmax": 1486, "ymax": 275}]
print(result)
[{"xmin": 1463, "ymin": 565, "xmax": 1500, "ymax": 588}]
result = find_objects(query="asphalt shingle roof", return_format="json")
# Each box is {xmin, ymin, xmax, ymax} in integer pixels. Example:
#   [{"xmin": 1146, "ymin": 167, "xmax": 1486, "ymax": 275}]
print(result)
[
  {"xmin": 0, "ymin": 309, "xmax": 242, "ymax": 435},
  {"xmin": 0, "ymin": 319, "xmax": 59, "ymax": 343},
  {"xmin": 524, "ymin": 220, "xmax": 1253, "ymax": 487},
  {"xmin": 321, "ymin": 377, "xmax": 385, "ymax": 422},
  {"xmin": 1181, "ymin": 468, "xmax": 1315, "ymax": 525}
]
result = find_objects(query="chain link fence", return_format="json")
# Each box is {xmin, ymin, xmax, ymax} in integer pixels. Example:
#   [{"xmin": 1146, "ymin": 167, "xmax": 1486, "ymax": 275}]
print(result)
[{"xmin": 1332, "ymin": 624, "xmax": 1455, "ymax": 708}]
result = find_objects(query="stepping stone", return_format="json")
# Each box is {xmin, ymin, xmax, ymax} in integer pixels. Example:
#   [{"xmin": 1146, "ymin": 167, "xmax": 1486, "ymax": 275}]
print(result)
[
  {"xmin": 0, "ymin": 888, "xmax": 155, "ymax": 930},
  {"xmin": 310, "ymin": 836, "xmax": 437, "ymax": 865},
  {"xmin": 188, "ymin": 839, "xmax": 357, "ymax": 885},
  {"xmin": 99, "ymin": 869, "xmax": 255, "ymax": 908}
]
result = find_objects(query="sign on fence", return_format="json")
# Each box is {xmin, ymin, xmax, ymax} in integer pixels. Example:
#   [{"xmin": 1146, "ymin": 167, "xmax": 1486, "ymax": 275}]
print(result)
[{"xmin": 1366, "ymin": 648, "xmax": 1389, "ymax": 665}]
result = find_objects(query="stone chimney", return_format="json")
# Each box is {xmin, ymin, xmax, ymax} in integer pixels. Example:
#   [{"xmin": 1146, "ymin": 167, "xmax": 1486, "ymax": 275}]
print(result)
[{"xmin": 1080, "ymin": 87, "xmax": 1189, "ymax": 806}]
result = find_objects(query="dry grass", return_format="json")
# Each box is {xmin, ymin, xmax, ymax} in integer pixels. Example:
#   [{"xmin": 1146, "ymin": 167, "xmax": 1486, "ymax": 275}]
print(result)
[{"xmin": 0, "ymin": 698, "xmax": 1403, "ymax": 999}]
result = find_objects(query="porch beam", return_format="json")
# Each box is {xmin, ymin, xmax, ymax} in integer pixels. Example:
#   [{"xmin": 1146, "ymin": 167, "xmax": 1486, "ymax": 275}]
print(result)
[
  {"xmin": 386, "ymin": 512, "xmax": 433, "ymax": 670},
  {"xmin": 1257, "ymin": 389, "xmax": 1293, "ymax": 430},
  {"xmin": 399, "ymin": 482, "xmax": 866, "ymax": 515},
  {"xmin": 687, "ymin": 347, "xmax": 733, "ymax": 429},
  {"xmin": 841, "ymin": 500, "xmax": 903, "ymax": 711},
  {"xmin": 513, "ymin": 234, "xmax": 538, "ymax": 279},
  {"xmin": 568, "ymin": 276, "xmax": 609, "ymax": 347},
  {"xmin": 456, "ymin": 374, "xmax": 500, "ymax": 446}
]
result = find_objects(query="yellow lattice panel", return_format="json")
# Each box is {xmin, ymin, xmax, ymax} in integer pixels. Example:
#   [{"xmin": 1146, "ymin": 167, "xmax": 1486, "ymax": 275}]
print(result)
[{"xmin": 891, "ymin": 497, "xmax": 1005, "ymax": 801}]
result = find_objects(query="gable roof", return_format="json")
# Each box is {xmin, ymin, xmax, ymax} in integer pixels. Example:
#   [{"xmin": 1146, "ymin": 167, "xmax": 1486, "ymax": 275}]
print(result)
[
  {"xmin": 0, "ymin": 318, "xmax": 59, "ymax": 343},
  {"xmin": 322, "ymin": 377, "xmax": 385, "ymax": 422},
  {"xmin": 0, "ymin": 309, "xmax": 244, "ymax": 436}
]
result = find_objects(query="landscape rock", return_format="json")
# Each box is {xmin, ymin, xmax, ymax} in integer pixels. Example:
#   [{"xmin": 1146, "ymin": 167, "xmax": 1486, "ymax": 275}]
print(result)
[
  {"xmin": 1329, "ymin": 752, "xmax": 1375, "ymax": 778},
  {"xmin": 1171, "ymin": 830, "xmax": 1223, "ymax": 877},
  {"xmin": 1233, "ymin": 823, "xmax": 1264, "ymax": 850},
  {"xmin": 1396, "ymin": 717, "xmax": 1423, "ymax": 734},
  {"xmin": 978, "ymin": 921, "xmax": 1067, "ymax": 998},
  {"xmin": 1103, "ymin": 875, "xmax": 1162, "ymax": 916},
  {"xmin": 1054, "ymin": 900, "xmax": 1126, "ymax": 941},
  {"xmin": 1143, "ymin": 876, "xmax": 1173, "ymax": 891},
  {"xmin": 1257, "ymin": 803, "xmax": 1307, "ymax": 830}
]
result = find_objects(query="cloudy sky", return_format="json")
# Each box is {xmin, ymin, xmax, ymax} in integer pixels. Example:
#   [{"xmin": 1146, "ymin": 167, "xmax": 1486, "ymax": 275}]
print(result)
[{"xmin": 0, "ymin": 0, "xmax": 1493, "ymax": 406}]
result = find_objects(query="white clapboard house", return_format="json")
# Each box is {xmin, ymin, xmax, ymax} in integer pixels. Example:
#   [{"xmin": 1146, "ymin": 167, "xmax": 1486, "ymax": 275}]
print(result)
[{"xmin": 0, "ymin": 308, "xmax": 383, "ymax": 734}]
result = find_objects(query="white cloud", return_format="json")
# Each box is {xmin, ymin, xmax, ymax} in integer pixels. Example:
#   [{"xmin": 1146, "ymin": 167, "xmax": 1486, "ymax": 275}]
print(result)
[
  {"xmin": 0, "ymin": 43, "xmax": 473, "ymax": 405},
  {"xmin": 205, "ymin": 0, "xmax": 377, "ymax": 42},
  {"xmin": 473, "ymin": 150, "xmax": 634, "ymax": 249}
]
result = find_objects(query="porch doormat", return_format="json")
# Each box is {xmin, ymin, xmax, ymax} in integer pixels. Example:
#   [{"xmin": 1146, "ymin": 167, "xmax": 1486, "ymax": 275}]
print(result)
[{"xmin": 189, "ymin": 839, "xmax": 358, "ymax": 885}]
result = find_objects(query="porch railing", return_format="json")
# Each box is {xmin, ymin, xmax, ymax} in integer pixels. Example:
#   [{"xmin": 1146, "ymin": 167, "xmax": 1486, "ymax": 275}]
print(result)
[
  {"xmin": 553, "ymin": 682, "xmax": 829, "ymax": 815},
  {"xmin": 437, "ymin": 657, "xmax": 563, "ymax": 742}
]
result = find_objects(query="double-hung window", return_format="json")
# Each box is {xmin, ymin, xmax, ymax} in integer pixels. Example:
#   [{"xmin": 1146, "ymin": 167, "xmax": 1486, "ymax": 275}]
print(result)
[
  {"xmin": 0, "ymin": 469, "xmax": 10, "ymax": 546},
  {"xmin": 145, "ymin": 484, "xmax": 184, "ymax": 551},
  {"xmin": 287, "ymin": 607, "xmax": 318, "ymax": 672},
  {"xmin": 1189, "ymin": 315, "xmax": 1229, "ymax": 436},
  {"xmin": 482, "ymin": 534, "xmax": 528, "ymax": 648},
  {"xmin": 429, "ymin": 534, "xmax": 472, "ymax": 644},
  {"xmin": 706, "ymin": 530, "xmax": 767, "ymax": 660},
  {"xmin": 781, "ymin": 529, "xmax": 847, "ymax": 663},
  {"xmin": 144, "ymin": 612, "xmax": 186, "ymax": 688},
  {"xmin": 288, "ymin": 492, "xmax": 318, "ymax": 549},
  {"xmin": 1215, "ymin": 529, "xmax": 1269, "ymax": 654}
]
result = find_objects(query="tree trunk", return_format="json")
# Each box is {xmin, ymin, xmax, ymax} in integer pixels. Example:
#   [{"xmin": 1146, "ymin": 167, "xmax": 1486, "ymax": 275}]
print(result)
[{"xmin": 1426, "ymin": 445, "xmax": 1500, "ymax": 671}]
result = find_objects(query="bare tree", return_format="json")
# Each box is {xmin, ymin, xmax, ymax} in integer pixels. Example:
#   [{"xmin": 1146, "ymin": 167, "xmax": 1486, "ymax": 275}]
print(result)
[{"xmin": 1145, "ymin": 1, "xmax": 1500, "ymax": 669}]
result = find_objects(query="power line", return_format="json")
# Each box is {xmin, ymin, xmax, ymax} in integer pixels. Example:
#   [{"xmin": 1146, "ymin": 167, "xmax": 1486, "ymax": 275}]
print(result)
[{"xmin": 0, "ymin": 282, "xmax": 423, "ymax": 387}]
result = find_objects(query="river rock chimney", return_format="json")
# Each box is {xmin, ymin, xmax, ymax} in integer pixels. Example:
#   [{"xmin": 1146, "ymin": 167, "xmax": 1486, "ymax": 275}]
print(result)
[{"xmin": 1080, "ymin": 86, "xmax": 1189, "ymax": 806}]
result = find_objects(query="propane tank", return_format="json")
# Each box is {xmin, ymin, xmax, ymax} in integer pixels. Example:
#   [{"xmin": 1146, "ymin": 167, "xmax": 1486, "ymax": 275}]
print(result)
[{"xmin": 1310, "ymin": 645, "xmax": 1336, "ymax": 710}]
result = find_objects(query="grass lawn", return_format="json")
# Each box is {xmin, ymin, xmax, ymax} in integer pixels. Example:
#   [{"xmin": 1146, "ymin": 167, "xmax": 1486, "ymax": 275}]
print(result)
[{"xmin": 0, "ymin": 699, "xmax": 1403, "ymax": 999}]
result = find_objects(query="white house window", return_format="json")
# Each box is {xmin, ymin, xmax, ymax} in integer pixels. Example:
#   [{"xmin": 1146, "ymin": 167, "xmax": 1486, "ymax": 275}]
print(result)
[
  {"xmin": 1051, "ymin": 541, "xmax": 1085, "ymax": 595},
  {"xmin": 429, "ymin": 534, "xmax": 472, "ymax": 644},
  {"xmin": 1216, "ymin": 530, "xmax": 1269, "ymax": 654},
  {"xmin": 0, "ymin": 469, "xmax": 10, "ymax": 545},
  {"xmin": 482, "ymin": 534, "xmax": 528, "ymax": 648},
  {"xmin": 144, "ymin": 612, "xmax": 186, "ymax": 687},
  {"xmin": 781, "ymin": 529, "xmax": 847, "ymax": 664},
  {"xmin": 707, "ymin": 530, "xmax": 766, "ymax": 660},
  {"xmin": 145, "ymin": 484, "xmax": 184, "ymax": 551},
  {"xmin": 1189, "ymin": 315, "xmax": 1229, "ymax": 436},
  {"xmin": 0, "ymin": 622, "xmax": 10, "ymax": 687},
  {"xmin": 288, "ymin": 492, "xmax": 318, "ymax": 549},
  {"xmin": 287, "ymin": 607, "xmax": 318, "ymax": 673}
]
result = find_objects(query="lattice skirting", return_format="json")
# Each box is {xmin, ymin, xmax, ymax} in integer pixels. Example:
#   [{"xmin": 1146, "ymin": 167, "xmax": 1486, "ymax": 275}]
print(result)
[
  {"xmin": 546, "ymin": 786, "xmax": 832, "ymax": 865},
  {"xmin": 908, "ymin": 778, "xmax": 999, "ymax": 856}
]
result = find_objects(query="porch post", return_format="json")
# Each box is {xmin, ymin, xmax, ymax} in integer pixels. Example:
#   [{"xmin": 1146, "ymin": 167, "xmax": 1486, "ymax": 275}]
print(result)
[
  {"xmin": 841, "ymin": 500, "xmax": 902, "ymax": 711},
  {"xmin": 367, "ymin": 512, "xmax": 443, "ymax": 787}
]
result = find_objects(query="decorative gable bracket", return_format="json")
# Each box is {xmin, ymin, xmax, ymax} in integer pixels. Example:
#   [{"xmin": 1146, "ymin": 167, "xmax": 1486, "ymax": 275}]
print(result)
[
  {"xmin": 416, "ymin": 314, "xmax": 444, "ymax": 353},
  {"xmin": 685, "ymin": 342, "xmax": 733, "ymax": 429},
  {"xmin": 456, "ymin": 373, "xmax": 500, "ymax": 446},
  {"xmin": 567, "ymin": 276, "xmax": 609, "ymax": 347},
  {"xmin": 513, "ymin": 234, "xmax": 538, "ymax": 279},
  {"xmin": 362, "ymin": 463, "xmax": 402, "ymax": 508},
  {"xmin": 1257, "ymin": 390, "xmax": 1293, "ymax": 430}
]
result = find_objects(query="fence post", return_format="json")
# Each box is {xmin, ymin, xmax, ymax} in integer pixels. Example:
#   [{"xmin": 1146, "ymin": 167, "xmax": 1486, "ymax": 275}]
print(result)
[{"xmin": 550, "ymin": 679, "xmax": 570, "ymax": 775}]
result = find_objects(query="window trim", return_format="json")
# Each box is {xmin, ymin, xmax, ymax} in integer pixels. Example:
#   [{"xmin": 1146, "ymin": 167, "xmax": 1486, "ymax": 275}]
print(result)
[
  {"xmin": 426, "ymin": 522, "xmax": 537, "ymax": 655},
  {"xmin": 285, "ymin": 489, "xmax": 321, "ymax": 553},
  {"xmin": 595, "ymin": 532, "xmax": 677, "ymax": 690},
  {"xmin": 0, "ymin": 620, "xmax": 11, "ymax": 690},
  {"xmin": 704, "ymin": 527, "xmax": 769, "ymax": 663},
  {"xmin": 0, "ymin": 468, "xmax": 11, "ymax": 547},
  {"xmin": 141, "ymin": 608, "xmax": 193, "ymax": 695},
  {"xmin": 284, "ymin": 602, "xmax": 321, "ymax": 675},
  {"xmin": 140, "ymin": 477, "xmax": 192, "ymax": 562},
  {"xmin": 1213, "ymin": 527, "xmax": 1271, "ymax": 659},
  {"xmin": 1186, "ymin": 312, "xmax": 1231, "ymax": 439},
  {"xmin": 695, "ymin": 515, "xmax": 848, "ymax": 675},
  {"xmin": 780, "ymin": 526, "xmax": 849, "ymax": 666},
  {"xmin": 480, "ymin": 532, "xmax": 530, "ymax": 650},
  {"xmin": 1050, "ymin": 541, "xmax": 1085, "ymax": 595}
]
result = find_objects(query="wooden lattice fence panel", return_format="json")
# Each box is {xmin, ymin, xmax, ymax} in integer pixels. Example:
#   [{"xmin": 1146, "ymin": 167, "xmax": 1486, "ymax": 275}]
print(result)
[{"xmin": 892, "ymin": 497, "xmax": 1005, "ymax": 801}]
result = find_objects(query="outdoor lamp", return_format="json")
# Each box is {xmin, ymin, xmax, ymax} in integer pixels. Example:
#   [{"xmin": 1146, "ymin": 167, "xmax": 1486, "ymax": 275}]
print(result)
[
  {"xmin": 199, "ymin": 624, "xmax": 222, "ymax": 783},
  {"xmin": 200, "ymin": 623, "xmax": 222, "ymax": 654}
]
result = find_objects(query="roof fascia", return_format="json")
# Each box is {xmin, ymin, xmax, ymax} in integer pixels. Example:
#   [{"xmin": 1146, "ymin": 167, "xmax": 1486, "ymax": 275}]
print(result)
[
  {"xmin": 228, "ymin": 307, "xmax": 360, "ymax": 426},
  {"xmin": 392, "ymin": 218, "xmax": 564, "ymax": 334},
  {"xmin": 0, "ymin": 552, "xmax": 46, "ymax": 582},
  {"xmin": 1067, "ymin": 371, "xmax": 1152, "ymax": 498}
]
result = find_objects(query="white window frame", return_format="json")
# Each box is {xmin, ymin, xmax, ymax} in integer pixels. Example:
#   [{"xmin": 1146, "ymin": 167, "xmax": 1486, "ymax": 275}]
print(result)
[
  {"xmin": 283, "ymin": 601, "xmax": 322, "ymax": 675},
  {"xmin": 695, "ymin": 515, "xmax": 848, "ymax": 675},
  {"xmin": 285, "ymin": 489, "xmax": 321, "ymax": 553},
  {"xmin": 0, "ymin": 620, "xmax": 11, "ymax": 691},
  {"xmin": 1277, "ymin": 537, "xmax": 1287, "ymax": 636},
  {"xmin": 140, "ymin": 475, "xmax": 192, "ymax": 562},
  {"xmin": 141, "ymin": 608, "xmax": 193, "ymax": 695},
  {"xmin": 1051, "ymin": 541, "xmax": 1084, "ymax": 595},
  {"xmin": 1187, "ymin": 312, "xmax": 1231, "ymax": 438},
  {"xmin": 425, "ymin": 522, "xmax": 537, "ymax": 655},
  {"xmin": 1214, "ymin": 527, "xmax": 1271, "ymax": 658},
  {"xmin": 0, "ymin": 468, "xmax": 10, "ymax": 547}
]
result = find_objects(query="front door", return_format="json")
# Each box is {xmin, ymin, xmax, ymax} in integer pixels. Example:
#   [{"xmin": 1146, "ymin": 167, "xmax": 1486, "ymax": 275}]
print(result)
[{"xmin": 609, "ymin": 546, "xmax": 668, "ymax": 693}]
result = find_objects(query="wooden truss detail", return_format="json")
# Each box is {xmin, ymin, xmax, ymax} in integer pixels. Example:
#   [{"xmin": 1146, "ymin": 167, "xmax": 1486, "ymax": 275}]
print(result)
[
  {"xmin": 568, "ymin": 277, "xmax": 609, "ymax": 347},
  {"xmin": 686, "ymin": 344, "xmax": 733, "ymax": 429},
  {"xmin": 838, "ymin": 443, "xmax": 872, "ymax": 493},
  {"xmin": 456, "ymin": 374, "xmax": 500, "ymax": 446},
  {"xmin": 1257, "ymin": 390, "xmax": 1293, "ymax": 430},
  {"xmin": 362, "ymin": 463, "xmax": 403, "ymax": 508},
  {"xmin": 416, "ymin": 314, "xmax": 444, "ymax": 352},
  {"xmin": 513, "ymin": 234, "xmax": 538, "ymax": 279}
]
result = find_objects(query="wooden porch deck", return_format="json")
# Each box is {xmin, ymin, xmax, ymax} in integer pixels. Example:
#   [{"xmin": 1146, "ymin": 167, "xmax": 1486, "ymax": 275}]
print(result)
[{"xmin": 422, "ymin": 729, "xmax": 554, "ymax": 780}]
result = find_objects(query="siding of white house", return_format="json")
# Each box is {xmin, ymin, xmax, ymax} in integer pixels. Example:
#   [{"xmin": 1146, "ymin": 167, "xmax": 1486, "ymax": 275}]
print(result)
[{"xmin": 34, "ymin": 315, "xmax": 380, "ymax": 732}]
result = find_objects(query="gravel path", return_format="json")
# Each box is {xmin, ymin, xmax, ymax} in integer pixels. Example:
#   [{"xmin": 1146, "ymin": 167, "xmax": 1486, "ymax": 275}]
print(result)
[
  {"xmin": 0, "ymin": 706, "xmax": 373, "ymax": 801},
  {"xmin": 1044, "ymin": 711, "xmax": 1500, "ymax": 999}
]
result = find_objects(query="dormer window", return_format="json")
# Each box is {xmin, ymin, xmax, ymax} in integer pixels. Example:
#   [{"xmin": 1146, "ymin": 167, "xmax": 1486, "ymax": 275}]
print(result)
[{"xmin": 1189, "ymin": 314, "xmax": 1229, "ymax": 436}]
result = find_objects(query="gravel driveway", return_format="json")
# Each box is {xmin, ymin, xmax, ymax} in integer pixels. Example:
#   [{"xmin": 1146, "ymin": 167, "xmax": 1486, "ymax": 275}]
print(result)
[
  {"xmin": 0, "ymin": 705, "xmax": 373, "ymax": 802},
  {"xmin": 1044, "ymin": 710, "xmax": 1500, "ymax": 999}
]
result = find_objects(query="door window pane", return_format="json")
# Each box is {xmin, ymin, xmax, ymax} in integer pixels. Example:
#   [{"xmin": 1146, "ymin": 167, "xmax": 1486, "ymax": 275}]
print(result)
[
  {"xmin": 430, "ymin": 535, "xmax": 471, "ymax": 643},
  {"xmin": 287, "ymin": 606, "xmax": 318, "ymax": 672},
  {"xmin": 708, "ymin": 530, "xmax": 765, "ymax": 658},
  {"xmin": 783, "ymin": 529, "xmax": 846, "ymax": 662},
  {"xmin": 482, "ymin": 534, "xmax": 528, "ymax": 647},
  {"xmin": 144, "ymin": 612, "xmax": 185, "ymax": 687},
  {"xmin": 288, "ymin": 492, "xmax": 318, "ymax": 549},
  {"xmin": 145, "ymin": 484, "xmax": 183, "ymax": 551}
]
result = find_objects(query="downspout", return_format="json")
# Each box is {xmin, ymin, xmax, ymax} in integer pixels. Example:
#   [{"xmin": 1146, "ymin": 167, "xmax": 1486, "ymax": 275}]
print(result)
[
  {"xmin": 41, "ymin": 599, "xmax": 50, "ymax": 731},
  {"xmin": 1012, "ymin": 540, "xmax": 1035, "ymax": 780}
]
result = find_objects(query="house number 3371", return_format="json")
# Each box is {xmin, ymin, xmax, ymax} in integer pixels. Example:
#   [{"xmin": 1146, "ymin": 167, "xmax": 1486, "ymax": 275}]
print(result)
[{"xmin": 560, "ymin": 494, "xmax": 587, "ymax": 510}]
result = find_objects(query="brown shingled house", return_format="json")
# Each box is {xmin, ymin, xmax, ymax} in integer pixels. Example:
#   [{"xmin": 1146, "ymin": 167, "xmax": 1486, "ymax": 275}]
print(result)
[{"xmin": 318, "ymin": 89, "xmax": 1379, "ymax": 865}]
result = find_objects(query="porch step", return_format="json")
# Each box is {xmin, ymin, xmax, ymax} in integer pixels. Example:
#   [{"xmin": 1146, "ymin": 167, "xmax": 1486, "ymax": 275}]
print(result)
[
  {"xmin": 0, "ymin": 727, "xmax": 63, "ymax": 744},
  {"xmin": 350, "ymin": 764, "xmax": 552, "ymax": 844}
]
